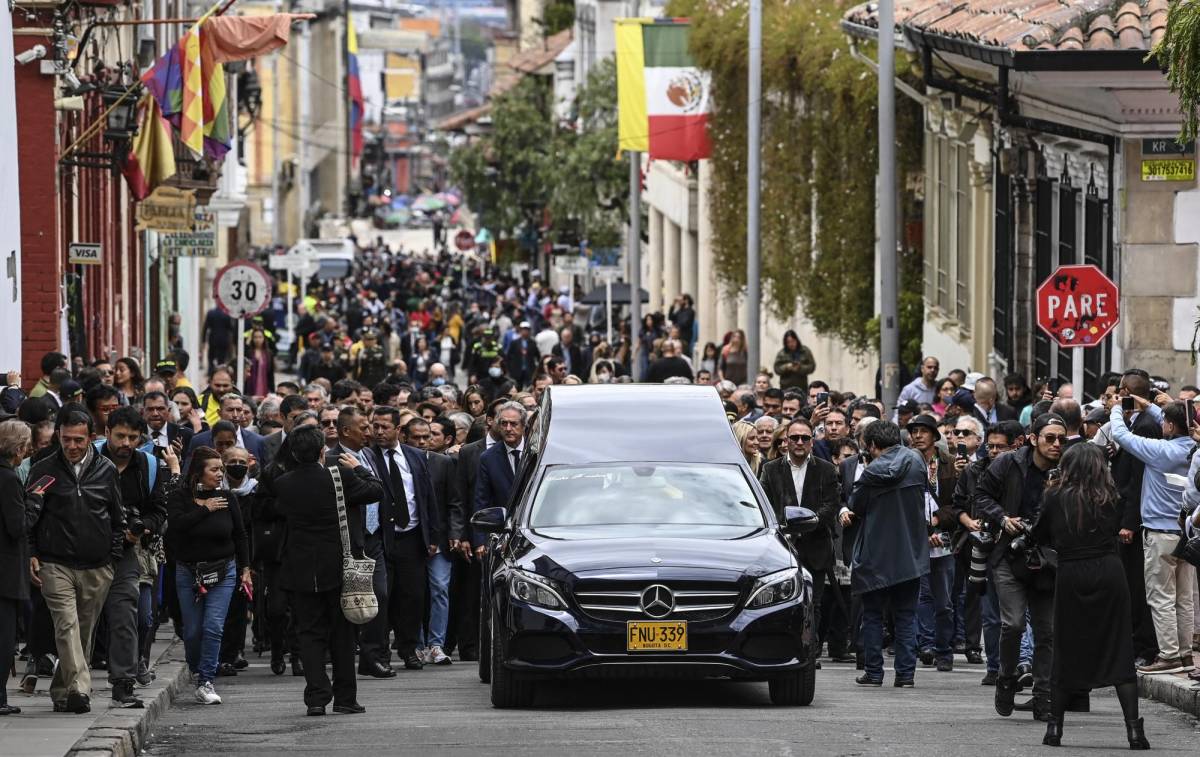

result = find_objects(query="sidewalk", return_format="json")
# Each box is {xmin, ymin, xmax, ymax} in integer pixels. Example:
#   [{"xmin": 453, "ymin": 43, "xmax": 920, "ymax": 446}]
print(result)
[
  {"xmin": 1139, "ymin": 669, "xmax": 1200, "ymax": 719},
  {"xmin": 3, "ymin": 630, "xmax": 188, "ymax": 757}
]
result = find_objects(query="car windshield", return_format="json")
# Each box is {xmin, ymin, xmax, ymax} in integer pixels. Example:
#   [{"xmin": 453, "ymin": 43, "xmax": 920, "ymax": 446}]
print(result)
[{"xmin": 528, "ymin": 464, "xmax": 765, "ymax": 529}]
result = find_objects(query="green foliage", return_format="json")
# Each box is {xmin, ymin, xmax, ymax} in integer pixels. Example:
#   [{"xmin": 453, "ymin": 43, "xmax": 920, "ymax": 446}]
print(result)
[
  {"xmin": 1151, "ymin": 1, "xmax": 1200, "ymax": 143},
  {"xmin": 450, "ymin": 61, "xmax": 628, "ymax": 248},
  {"xmin": 667, "ymin": 0, "xmax": 924, "ymax": 355},
  {"xmin": 537, "ymin": 1, "xmax": 577, "ymax": 38}
]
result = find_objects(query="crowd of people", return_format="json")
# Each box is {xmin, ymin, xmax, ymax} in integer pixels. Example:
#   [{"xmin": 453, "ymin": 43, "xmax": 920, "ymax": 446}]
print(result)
[{"xmin": 0, "ymin": 240, "xmax": 1196, "ymax": 750}]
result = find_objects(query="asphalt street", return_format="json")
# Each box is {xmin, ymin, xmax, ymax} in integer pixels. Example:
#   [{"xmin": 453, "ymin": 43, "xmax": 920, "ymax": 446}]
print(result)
[{"xmin": 143, "ymin": 648, "xmax": 1200, "ymax": 756}]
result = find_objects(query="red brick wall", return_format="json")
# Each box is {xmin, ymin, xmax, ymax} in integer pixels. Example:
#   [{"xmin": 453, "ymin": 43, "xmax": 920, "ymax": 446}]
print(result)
[{"xmin": 14, "ymin": 32, "xmax": 62, "ymax": 388}]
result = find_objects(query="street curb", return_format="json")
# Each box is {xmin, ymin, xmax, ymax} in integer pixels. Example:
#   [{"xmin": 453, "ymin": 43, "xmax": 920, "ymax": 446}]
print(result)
[
  {"xmin": 1138, "ymin": 671, "xmax": 1200, "ymax": 719},
  {"xmin": 63, "ymin": 640, "xmax": 188, "ymax": 757}
]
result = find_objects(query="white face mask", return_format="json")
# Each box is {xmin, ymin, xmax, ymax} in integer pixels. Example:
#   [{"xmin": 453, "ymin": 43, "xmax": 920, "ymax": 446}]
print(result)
[{"xmin": 597, "ymin": 372, "xmax": 611, "ymax": 383}]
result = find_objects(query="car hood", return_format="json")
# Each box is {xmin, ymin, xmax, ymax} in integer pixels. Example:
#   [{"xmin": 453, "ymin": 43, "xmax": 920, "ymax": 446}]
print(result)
[{"xmin": 514, "ymin": 527, "xmax": 793, "ymax": 580}]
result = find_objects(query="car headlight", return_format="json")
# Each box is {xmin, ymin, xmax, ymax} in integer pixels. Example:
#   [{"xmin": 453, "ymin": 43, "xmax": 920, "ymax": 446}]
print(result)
[
  {"xmin": 747, "ymin": 568, "xmax": 800, "ymax": 609},
  {"xmin": 509, "ymin": 569, "xmax": 567, "ymax": 610}
]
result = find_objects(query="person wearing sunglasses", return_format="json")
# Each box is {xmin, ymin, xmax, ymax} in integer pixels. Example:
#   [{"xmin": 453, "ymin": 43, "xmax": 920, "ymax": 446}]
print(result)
[
  {"xmin": 974, "ymin": 413, "xmax": 1068, "ymax": 722},
  {"xmin": 1108, "ymin": 394, "xmax": 1195, "ymax": 677},
  {"xmin": 758, "ymin": 416, "xmax": 843, "ymax": 663}
]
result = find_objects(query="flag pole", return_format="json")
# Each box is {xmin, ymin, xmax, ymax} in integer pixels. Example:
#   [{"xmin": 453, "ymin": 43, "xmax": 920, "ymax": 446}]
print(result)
[
  {"xmin": 629, "ymin": 151, "xmax": 642, "ymax": 381},
  {"xmin": 745, "ymin": 0, "xmax": 762, "ymax": 378}
]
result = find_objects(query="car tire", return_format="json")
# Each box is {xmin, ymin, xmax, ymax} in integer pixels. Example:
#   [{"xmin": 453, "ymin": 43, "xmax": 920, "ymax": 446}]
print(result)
[
  {"xmin": 478, "ymin": 591, "xmax": 492, "ymax": 684},
  {"xmin": 769, "ymin": 663, "xmax": 816, "ymax": 706},
  {"xmin": 489, "ymin": 612, "xmax": 534, "ymax": 708}
]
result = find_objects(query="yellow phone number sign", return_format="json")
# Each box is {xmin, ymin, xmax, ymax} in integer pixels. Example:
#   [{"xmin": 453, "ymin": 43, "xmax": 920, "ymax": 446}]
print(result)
[{"xmin": 1141, "ymin": 159, "xmax": 1196, "ymax": 182}]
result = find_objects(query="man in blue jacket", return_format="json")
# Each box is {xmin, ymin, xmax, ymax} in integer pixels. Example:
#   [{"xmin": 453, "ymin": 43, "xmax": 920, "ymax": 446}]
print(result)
[{"xmin": 846, "ymin": 420, "xmax": 930, "ymax": 688}]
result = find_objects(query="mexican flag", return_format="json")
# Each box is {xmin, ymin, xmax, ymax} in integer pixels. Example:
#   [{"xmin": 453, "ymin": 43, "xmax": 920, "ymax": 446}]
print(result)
[{"xmin": 616, "ymin": 19, "xmax": 711, "ymax": 161}]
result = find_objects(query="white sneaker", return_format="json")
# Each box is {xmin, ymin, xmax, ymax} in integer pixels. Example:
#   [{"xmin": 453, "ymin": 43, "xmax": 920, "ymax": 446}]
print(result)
[
  {"xmin": 429, "ymin": 646, "xmax": 452, "ymax": 666},
  {"xmin": 416, "ymin": 647, "xmax": 430, "ymax": 664},
  {"xmin": 194, "ymin": 681, "xmax": 222, "ymax": 705}
]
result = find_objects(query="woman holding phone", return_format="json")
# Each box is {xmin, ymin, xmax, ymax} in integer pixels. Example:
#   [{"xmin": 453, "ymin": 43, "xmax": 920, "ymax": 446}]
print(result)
[{"xmin": 167, "ymin": 446, "xmax": 251, "ymax": 706}]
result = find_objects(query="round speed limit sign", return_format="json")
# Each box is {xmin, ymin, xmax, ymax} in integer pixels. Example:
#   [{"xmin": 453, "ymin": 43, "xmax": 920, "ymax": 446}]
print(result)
[{"xmin": 213, "ymin": 261, "xmax": 273, "ymax": 319}]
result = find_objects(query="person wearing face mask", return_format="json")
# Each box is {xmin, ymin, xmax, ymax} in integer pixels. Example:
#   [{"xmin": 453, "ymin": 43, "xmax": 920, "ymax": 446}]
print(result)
[
  {"xmin": 480, "ymin": 357, "xmax": 509, "ymax": 401},
  {"xmin": 428, "ymin": 363, "xmax": 449, "ymax": 388},
  {"xmin": 588, "ymin": 359, "xmax": 616, "ymax": 384},
  {"xmin": 167, "ymin": 446, "xmax": 251, "ymax": 706},
  {"xmin": 216, "ymin": 447, "xmax": 257, "ymax": 677}
]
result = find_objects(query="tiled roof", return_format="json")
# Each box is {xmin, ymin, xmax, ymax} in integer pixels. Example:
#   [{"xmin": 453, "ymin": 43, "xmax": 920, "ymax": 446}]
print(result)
[{"xmin": 843, "ymin": 0, "xmax": 1168, "ymax": 52}]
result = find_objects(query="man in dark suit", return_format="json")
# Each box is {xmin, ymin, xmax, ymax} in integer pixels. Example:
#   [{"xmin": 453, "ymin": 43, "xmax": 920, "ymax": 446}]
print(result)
[
  {"xmin": 551, "ymin": 327, "xmax": 588, "ymax": 379},
  {"xmin": 451, "ymin": 400, "xmax": 503, "ymax": 661},
  {"xmin": 261, "ymin": 395, "xmax": 309, "ymax": 467},
  {"xmin": 273, "ymin": 426, "xmax": 383, "ymax": 716},
  {"xmin": 367, "ymin": 411, "xmax": 438, "ymax": 671},
  {"xmin": 504, "ymin": 322, "xmax": 539, "ymax": 388},
  {"xmin": 139, "ymin": 391, "xmax": 193, "ymax": 457},
  {"xmin": 403, "ymin": 418, "xmax": 463, "ymax": 665},
  {"xmin": 184, "ymin": 393, "xmax": 267, "ymax": 469},
  {"xmin": 758, "ymin": 415, "xmax": 841, "ymax": 662},
  {"xmin": 967, "ymin": 377, "xmax": 1018, "ymax": 426},
  {"xmin": 472, "ymin": 402, "xmax": 528, "ymax": 550}
]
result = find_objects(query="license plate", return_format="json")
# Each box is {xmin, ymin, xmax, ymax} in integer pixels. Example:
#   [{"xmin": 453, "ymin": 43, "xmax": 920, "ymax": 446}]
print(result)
[{"xmin": 626, "ymin": 620, "xmax": 687, "ymax": 651}]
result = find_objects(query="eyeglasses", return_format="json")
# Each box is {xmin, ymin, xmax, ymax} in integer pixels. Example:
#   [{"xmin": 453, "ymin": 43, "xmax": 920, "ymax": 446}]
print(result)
[
  {"xmin": 787, "ymin": 434, "xmax": 813, "ymax": 444},
  {"xmin": 951, "ymin": 429, "xmax": 976, "ymax": 437},
  {"xmin": 320, "ymin": 419, "xmax": 338, "ymax": 427},
  {"xmin": 1040, "ymin": 434, "xmax": 1067, "ymax": 445},
  {"xmin": 100, "ymin": 369, "xmax": 114, "ymax": 376}
]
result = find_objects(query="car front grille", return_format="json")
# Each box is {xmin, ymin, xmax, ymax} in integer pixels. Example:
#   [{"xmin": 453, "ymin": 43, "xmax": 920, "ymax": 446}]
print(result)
[{"xmin": 573, "ymin": 580, "xmax": 742, "ymax": 623}]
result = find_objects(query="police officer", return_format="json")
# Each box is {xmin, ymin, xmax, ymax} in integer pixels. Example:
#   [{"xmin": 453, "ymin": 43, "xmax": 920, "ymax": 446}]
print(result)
[
  {"xmin": 470, "ymin": 328, "xmax": 501, "ymax": 383},
  {"xmin": 355, "ymin": 329, "xmax": 388, "ymax": 388}
]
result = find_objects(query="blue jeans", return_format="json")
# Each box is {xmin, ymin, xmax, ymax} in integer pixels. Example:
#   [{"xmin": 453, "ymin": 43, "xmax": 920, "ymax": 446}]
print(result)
[
  {"xmin": 983, "ymin": 576, "xmax": 1001, "ymax": 673},
  {"xmin": 861, "ymin": 578, "xmax": 920, "ymax": 681},
  {"xmin": 917, "ymin": 556, "xmax": 955, "ymax": 660},
  {"xmin": 176, "ymin": 561, "xmax": 236, "ymax": 684},
  {"xmin": 420, "ymin": 552, "xmax": 453, "ymax": 649}
]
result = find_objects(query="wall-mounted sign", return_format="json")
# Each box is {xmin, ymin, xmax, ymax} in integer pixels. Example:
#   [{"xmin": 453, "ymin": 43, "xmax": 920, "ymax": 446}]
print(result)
[
  {"xmin": 136, "ymin": 186, "xmax": 196, "ymax": 231},
  {"xmin": 161, "ymin": 209, "xmax": 217, "ymax": 257},
  {"xmin": 1142, "ymin": 138, "xmax": 1195, "ymax": 156},
  {"xmin": 68, "ymin": 242, "xmax": 102, "ymax": 265},
  {"xmin": 1141, "ymin": 159, "xmax": 1196, "ymax": 182}
]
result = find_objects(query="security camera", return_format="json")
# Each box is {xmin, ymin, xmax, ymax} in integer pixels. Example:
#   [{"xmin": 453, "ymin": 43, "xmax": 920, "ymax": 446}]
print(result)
[{"xmin": 15, "ymin": 45, "xmax": 47, "ymax": 65}]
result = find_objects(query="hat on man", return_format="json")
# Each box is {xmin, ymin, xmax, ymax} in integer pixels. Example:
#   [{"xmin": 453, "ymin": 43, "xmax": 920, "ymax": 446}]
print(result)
[
  {"xmin": 154, "ymin": 359, "xmax": 177, "ymax": 375},
  {"xmin": 949, "ymin": 387, "xmax": 977, "ymax": 409},
  {"xmin": 1084, "ymin": 406, "xmax": 1108, "ymax": 426},
  {"xmin": 519, "ymin": 320, "xmax": 532, "ymax": 330},
  {"xmin": 1031, "ymin": 413, "xmax": 1068, "ymax": 436},
  {"xmin": 906, "ymin": 413, "xmax": 941, "ymax": 441},
  {"xmin": 897, "ymin": 399, "xmax": 919, "ymax": 418},
  {"xmin": 962, "ymin": 371, "xmax": 985, "ymax": 392},
  {"xmin": 60, "ymin": 379, "xmax": 83, "ymax": 400}
]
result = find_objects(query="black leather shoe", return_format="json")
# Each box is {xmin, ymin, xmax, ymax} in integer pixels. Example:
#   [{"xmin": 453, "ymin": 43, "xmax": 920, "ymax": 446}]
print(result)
[
  {"xmin": 0, "ymin": 704, "xmax": 21, "ymax": 715},
  {"xmin": 291, "ymin": 658, "xmax": 305, "ymax": 677},
  {"xmin": 358, "ymin": 660, "xmax": 396, "ymax": 678},
  {"xmin": 981, "ymin": 671, "xmax": 998, "ymax": 686},
  {"xmin": 233, "ymin": 654, "xmax": 249, "ymax": 670},
  {"xmin": 66, "ymin": 692, "xmax": 90, "ymax": 714},
  {"xmin": 894, "ymin": 677, "xmax": 914, "ymax": 688},
  {"xmin": 854, "ymin": 674, "xmax": 882, "ymax": 686},
  {"xmin": 217, "ymin": 662, "xmax": 238, "ymax": 677},
  {"xmin": 965, "ymin": 650, "xmax": 984, "ymax": 665},
  {"xmin": 935, "ymin": 659, "xmax": 953, "ymax": 672},
  {"xmin": 918, "ymin": 649, "xmax": 935, "ymax": 666},
  {"xmin": 306, "ymin": 705, "xmax": 326, "ymax": 716},
  {"xmin": 270, "ymin": 658, "xmax": 286, "ymax": 676},
  {"xmin": 333, "ymin": 702, "xmax": 366, "ymax": 714},
  {"xmin": 1125, "ymin": 717, "xmax": 1150, "ymax": 750},
  {"xmin": 403, "ymin": 653, "xmax": 424, "ymax": 670},
  {"xmin": 829, "ymin": 653, "xmax": 856, "ymax": 663},
  {"xmin": 1042, "ymin": 716, "xmax": 1062, "ymax": 747},
  {"xmin": 994, "ymin": 677, "xmax": 1017, "ymax": 717}
]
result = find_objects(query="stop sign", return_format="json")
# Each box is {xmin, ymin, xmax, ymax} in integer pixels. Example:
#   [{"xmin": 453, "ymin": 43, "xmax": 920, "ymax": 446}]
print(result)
[
  {"xmin": 1036, "ymin": 264, "xmax": 1120, "ymax": 348},
  {"xmin": 454, "ymin": 229, "xmax": 475, "ymax": 251}
]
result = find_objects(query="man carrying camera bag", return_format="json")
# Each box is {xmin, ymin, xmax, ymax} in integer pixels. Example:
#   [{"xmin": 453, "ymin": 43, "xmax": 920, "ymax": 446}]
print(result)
[
  {"xmin": 97, "ymin": 407, "xmax": 169, "ymax": 707},
  {"xmin": 975, "ymin": 413, "xmax": 1066, "ymax": 722}
]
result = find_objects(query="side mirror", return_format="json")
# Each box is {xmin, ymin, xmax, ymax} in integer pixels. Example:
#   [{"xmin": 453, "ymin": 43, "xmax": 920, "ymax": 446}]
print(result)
[
  {"xmin": 783, "ymin": 506, "xmax": 820, "ymax": 535},
  {"xmin": 471, "ymin": 506, "xmax": 508, "ymax": 534}
]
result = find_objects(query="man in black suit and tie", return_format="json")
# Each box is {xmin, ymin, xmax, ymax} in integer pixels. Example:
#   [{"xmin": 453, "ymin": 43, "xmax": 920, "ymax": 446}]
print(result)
[
  {"xmin": 758, "ymin": 416, "xmax": 841, "ymax": 661},
  {"xmin": 402, "ymin": 417, "xmax": 463, "ymax": 665},
  {"xmin": 472, "ymin": 401, "xmax": 527, "ymax": 552},
  {"xmin": 139, "ymin": 391, "xmax": 193, "ymax": 457},
  {"xmin": 261, "ymin": 395, "xmax": 309, "ymax": 468},
  {"xmin": 451, "ymin": 400, "xmax": 503, "ymax": 661},
  {"xmin": 367, "ymin": 407, "xmax": 438, "ymax": 671},
  {"xmin": 184, "ymin": 393, "xmax": 268, "ymax": 469}
]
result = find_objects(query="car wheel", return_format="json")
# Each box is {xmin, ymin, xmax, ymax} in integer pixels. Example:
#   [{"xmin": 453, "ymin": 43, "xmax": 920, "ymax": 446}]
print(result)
[
  {"xmin": 768, "ymin": 663, "xmax": 816, "ymax": 706},
  {"xmin": 489, "ymin": 611, "xmax": 534, "ymax": 708},
  {"xmin": 478, "ymin": 590, "xmax": 491, "ymax": 684}
]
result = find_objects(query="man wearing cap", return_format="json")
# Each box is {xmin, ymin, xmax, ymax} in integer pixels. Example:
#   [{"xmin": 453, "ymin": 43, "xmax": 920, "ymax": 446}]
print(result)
[
  {"xmin": 905, "ymin": 414, "xmax": 959, "ymax": 672},
  {"xmin": 310, "ymin": 344, "xmax": 347, "ymax": 385},
  {"xmin": 153, "ymin": 360, "xmax": 179, "ymax": 391},
  {"xmin": 974, "ymin": 413, "xmax": 1067, "ymax": 721},
  {"xmin": 353, "ymin": 330, "xmax": 388, "ymax": 388},
  {"xmin": 505, "ymin": 322, "xmax": 539, "ymax": 388}
]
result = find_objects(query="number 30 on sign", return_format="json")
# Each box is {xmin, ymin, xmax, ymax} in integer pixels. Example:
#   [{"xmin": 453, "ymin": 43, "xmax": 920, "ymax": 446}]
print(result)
[{"xmin": 213, "ymin": 261, "xmax": 273, "ymax": 319}]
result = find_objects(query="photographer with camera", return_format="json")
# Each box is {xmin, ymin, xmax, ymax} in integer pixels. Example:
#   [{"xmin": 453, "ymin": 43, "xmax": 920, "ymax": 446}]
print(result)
[
  {"xmin": 97, "ymin": 406, "xmax": 170, "ymax": 707},
  {"xmin": 975, "ymin": 413, "xmax": 1066, "ymax": 722}
]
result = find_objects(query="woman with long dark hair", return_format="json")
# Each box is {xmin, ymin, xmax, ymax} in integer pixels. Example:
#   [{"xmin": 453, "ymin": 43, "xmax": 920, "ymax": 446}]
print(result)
[
  {"xmin": 1033, "ymin": 443, "xmax": 1148, "ymax": 749},
  {"xmin": 114, "ymin": 357, "xmax": 145, "ymax": 405}
]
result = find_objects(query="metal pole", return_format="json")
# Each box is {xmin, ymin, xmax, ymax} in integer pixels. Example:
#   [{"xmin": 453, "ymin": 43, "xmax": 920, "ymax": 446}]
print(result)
[
  {"xmin": 606, "ymin": 278, "xmax": 613, "ymax": 346},
  {"xmin": 237, "ymin": 317, "xmax": 246, "ymax": 393},
  {"xmin": 1072, "ymin": 346, "xmax": 1084, "ymax": 399},
  {"xmin": 628, "ymin": 151, "xmax": 642, "ymax": 380},
  {"xmin": 878, "ymin": 0, "xmax": 901, "ymax": 413},
  {"xmin": 298, "ymin": 22, "xmax": 312, "ymax": 238},
  {"xmin": 745, "ymin": 0, "xmax": 762, "ymax": 380},
  {"xmin": 271, "ymin": 50, "xmax": 281, "ymax": 245}
]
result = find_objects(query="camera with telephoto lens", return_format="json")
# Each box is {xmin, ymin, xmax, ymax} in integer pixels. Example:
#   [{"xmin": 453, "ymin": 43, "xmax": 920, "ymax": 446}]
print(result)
[
  {"xmin": 967, "ymin": 529, "xmax": 997, "ymax": 592},
  {"xmin": 126, "ymin": 511, "xmax": 146, "ymax": 537}
]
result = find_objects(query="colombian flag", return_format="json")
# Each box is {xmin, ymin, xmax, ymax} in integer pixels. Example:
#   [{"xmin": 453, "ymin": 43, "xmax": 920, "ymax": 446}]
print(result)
[
  {"xmin": 348, "ymin": 17, "xmax": 364, "ymax": 167},
  {"xmin": 616, "ymin": 18, "xmax": 710, "ymax": 162}
]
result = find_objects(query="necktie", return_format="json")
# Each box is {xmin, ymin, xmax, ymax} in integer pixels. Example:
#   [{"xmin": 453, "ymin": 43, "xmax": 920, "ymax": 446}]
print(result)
[
  {"xmin": 360, "ymin": 450, "xmax": 379, "ymax": 534},
  {"xmin": 388, "ymin": 450, "xmax": 411, "ymax": 529},
  {"xmin": 510, "ymin": 449, "xmax": 520, "ymax": 474}
]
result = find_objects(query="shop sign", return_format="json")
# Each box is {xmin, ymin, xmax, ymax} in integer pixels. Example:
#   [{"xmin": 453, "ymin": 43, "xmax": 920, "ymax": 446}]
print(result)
[
  {"xmin": 68, "ymin": 242, "xmax": 101, "ymax": 265},
  {"xmin": 136, "ymin": 186, "xmax": 196, "ymax": 231},
  {"xmin": 161, "ymin": 209, "xmax": 217, "ymax": 257}
]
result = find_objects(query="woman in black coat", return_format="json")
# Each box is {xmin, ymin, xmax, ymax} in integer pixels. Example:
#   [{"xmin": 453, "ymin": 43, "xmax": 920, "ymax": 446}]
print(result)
[
  {"xmin": 0, "ymin": 420, "xmax": 36, "ymax": 715},
  {"xmin": 1033, "ymin": 443, "xmax": 1149, "ymax": 750},
  {"xmin": 273, "ymin": 426, "xmax": 382, "ymax": 716}
]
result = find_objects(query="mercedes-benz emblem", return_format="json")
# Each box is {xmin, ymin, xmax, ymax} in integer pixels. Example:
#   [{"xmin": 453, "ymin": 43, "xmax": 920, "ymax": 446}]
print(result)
[
  {"xmin": 640, "ymin": 584, "xmax": 675, "ymax": 619},
  {"xmin": 650, "ymin": 557, "xmax": 663, "ymax": 564}
]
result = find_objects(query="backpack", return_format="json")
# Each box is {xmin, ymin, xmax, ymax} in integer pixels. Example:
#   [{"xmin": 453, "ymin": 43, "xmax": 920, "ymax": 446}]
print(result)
[{"xmin": 93, "ymin": 439, "xmax": 158, "ymax": 490}]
